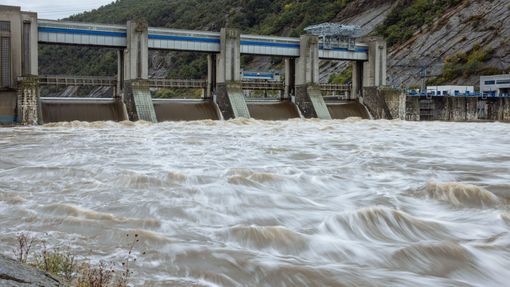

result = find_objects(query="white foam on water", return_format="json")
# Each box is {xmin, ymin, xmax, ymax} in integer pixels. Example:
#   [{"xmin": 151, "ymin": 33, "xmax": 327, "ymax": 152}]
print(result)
[{"xmin": 1, "ymin": 119, "xmax": 509, "ymax": 286}]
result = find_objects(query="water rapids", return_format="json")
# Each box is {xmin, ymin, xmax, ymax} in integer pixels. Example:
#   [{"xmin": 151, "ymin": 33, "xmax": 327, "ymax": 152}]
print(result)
[{"xmin": 0, "ymin": 119, "xmax": 509, "ymax": 286}]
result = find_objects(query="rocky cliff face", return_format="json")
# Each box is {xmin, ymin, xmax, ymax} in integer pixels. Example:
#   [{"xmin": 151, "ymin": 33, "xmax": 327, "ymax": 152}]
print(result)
[{"xmin": 388, "ymin": 0, "xmax": 510, "ymax": 87}]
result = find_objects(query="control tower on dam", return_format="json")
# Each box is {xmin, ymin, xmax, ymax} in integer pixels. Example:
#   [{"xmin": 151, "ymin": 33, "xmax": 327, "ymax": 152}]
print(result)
[{"xmin": 0, "ymin": 5, "xmax": 387, "ymax": 124}]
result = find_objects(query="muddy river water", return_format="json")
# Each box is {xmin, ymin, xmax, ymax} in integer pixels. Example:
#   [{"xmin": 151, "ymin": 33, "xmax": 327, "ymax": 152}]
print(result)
[{"xmin": 1, "ymin": 119, "xmax": 509, "ymax": 286}]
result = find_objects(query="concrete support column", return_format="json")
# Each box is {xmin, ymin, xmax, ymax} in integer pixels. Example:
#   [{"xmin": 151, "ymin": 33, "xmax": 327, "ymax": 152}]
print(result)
[
  {"xmin": 217, "ymin": 28, "xmax": 240, "ymax": 83},
  {"xmin": 294, "ymin": 35, "xmax": 331, "ymax": 119},
  {"xmin": 215, "ymin": 28, "xmax": 250, "ymax": 119},
  {"xmin": 21, "ymin": 12, "xmax": 38, "ymax": 77},
  {"xmin": 124, "ymin": 20, "xmax": 148, "ymax": 80},
  {"xmin": 116, "ymin": 49, "xmax": 124, "ymax": 98},
  {"xmin": 351, "ymin": 61, "xmax": 363, "ymax": 98},
  {"xmin": 17, "ymin": 76, "xmax": 41, "ymax": 125},
  {"xmin": 122, "ymin": 20, "xmax": 156, "ymax": 122},
  {"xmin": 360, "ymin": 36, "xmax": 387, "ymax": 87},
  {"xmin": 284, "ymin": 58, "xmax": 295, "ymax": 100},
  {"xmin": 206, "ymin": 54, "xmax": 216, "ymax": 99}
]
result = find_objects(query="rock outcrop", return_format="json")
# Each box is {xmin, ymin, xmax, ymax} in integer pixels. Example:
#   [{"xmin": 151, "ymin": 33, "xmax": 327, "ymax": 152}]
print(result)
[{"xmin": 0, "ymin": 255, "xmax": 62, "ymax": 287}]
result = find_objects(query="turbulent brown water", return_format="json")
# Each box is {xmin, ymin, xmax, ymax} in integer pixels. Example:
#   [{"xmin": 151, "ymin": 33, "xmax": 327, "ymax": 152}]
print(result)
[{"xmin": 1, "ymin": 119, "xmax": 509, "ymax": 286}]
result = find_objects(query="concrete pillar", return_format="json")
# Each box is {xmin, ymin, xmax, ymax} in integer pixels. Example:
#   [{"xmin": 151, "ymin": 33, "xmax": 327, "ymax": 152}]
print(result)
[
  {"xmin": 217, "ymin": 28, "xmax": 241, "ymax": 83},
  {"xmin": 294, "ymin": 35, "xmax": 331, "ymax": 119},
  {"xmin": 21, "ymin": 12, "xmax": 38, "ymax": 76},
  {"xmin": 284, "ymin": 58, "xmax": 295, "ymax": 99},
  {"xmin": 17, "ymin": 76, "xmax": 40, "ymax": 125},
  {"xmin": 296, "ymin": 35, "xmax": 319, "ymax": 86},
  {"xmin": 116, "ymin": 49, "xmax": 124, "ymax": 97},
  {"xmin": 359, "ymin": 36, "xmax": 387, "ymax": 87},
  {"xmin": 351, "ymin": 61, "xmax": 363, "ymax": 98},
  {"xmin": 124, "ymin": 20, "xmax": 148, "ymax": 80},
  {"xmin": 206, "ymin": 54, "xmax": 216, "ymax": 99},
  {"xmin": 215, "ymin": 28, "xmax": 250, "ymax": 119},
  {"xmin": 122, "ymin": 20, "xmax": 156, "ymax": 122}
]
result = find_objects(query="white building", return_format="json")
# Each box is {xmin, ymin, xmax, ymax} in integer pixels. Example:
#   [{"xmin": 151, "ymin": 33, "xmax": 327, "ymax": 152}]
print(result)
[
  {"xmin": 426, "ymin": 85, "xmax": 475, "ymax": 96},
  {"xmin": 480, "ymin": 74, "xmax": 510, "ymax": 97}
]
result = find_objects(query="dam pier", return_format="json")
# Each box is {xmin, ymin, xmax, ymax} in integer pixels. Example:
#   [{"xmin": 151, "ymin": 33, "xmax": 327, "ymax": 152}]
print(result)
[{"xmin": 0, "ymin": 5, "xmax": 386, "ymax": 124}]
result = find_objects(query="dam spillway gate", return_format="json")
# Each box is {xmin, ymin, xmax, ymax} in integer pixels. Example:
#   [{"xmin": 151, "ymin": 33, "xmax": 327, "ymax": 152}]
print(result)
[{"xmin": 0, "ymin": 5, "xmax": 387, "ymax": 124}]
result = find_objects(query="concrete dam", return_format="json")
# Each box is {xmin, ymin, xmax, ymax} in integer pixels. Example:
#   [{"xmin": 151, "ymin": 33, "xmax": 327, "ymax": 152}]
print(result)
[{"xmin": 0, "ymin": 5, "xmax": 387, "ymax": 124}]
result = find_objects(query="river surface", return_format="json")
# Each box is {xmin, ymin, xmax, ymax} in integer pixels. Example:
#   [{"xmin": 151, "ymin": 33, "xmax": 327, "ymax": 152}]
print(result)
[{"xmin": 1, "ymin": 119, "xmax": 509, "ymax": 286}]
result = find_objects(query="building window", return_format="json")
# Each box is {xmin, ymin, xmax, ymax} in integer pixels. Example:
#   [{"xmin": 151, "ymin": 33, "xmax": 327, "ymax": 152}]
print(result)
[
  {"xmin": 484, "ymin": 80, "xmax": 496, "ymax": 85},
  {"xmin": 496, "ymin": 80, "xmax": 510, "ymax": 84},
  {"xmin": 0, "ymin": 37, "xmax": 10, "ymax": 88},
  {"xmin": 0, "ymin": 21, "xmax": 10, "ymax": 32}
]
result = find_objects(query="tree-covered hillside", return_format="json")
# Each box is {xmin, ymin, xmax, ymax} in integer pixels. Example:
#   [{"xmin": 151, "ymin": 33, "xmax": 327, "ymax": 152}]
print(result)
[{"xmin": 69, "ymin": 0, "xmax": 350, "ymax": 37}]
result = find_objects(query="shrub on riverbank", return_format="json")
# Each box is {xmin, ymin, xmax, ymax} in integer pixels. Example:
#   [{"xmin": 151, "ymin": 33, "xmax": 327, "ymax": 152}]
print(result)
[{"xmin": 10, "ymin": 233, "xmax": 141, "ymax": 287}]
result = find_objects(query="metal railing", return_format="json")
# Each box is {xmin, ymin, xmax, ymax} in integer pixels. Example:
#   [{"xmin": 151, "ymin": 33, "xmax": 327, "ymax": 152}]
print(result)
[
  {"xmin": 407, "ymin": 90, "xmax": 510, "ymax": 98},
  {"xmin": 149, "ymin": 78, "xmax": 207, "ymax": 89},
  {"xmin": 320, "ymin": 83, "xmax": 351, "ymax": 93},
  {"xmin": 38, "ymin": 75, "xmax": 117, "ymax": 87},
  {"xmin": 241, "ymin": 80, "xmax": 284, "ymax": 91},
  {"xmin": 33, "ymin": 75, "xmax": 353, "ymax": 95}
]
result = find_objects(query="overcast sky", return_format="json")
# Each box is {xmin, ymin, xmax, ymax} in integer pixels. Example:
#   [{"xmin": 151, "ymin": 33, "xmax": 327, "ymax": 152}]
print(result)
[{"xmin": 3, "ymin": 0, "xmax": 114, "ymax": 19}]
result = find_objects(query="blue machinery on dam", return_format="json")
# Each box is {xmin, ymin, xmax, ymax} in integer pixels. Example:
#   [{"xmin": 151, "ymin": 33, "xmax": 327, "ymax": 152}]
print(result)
[{"xmin": 0, "ymin": 5, "xmax": 387, "ymax": 124}]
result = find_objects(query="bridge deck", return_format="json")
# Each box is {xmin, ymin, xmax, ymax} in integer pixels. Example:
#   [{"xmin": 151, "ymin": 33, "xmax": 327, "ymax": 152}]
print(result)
[{"xmin": 37, "ymin": 20, "xmax": 368, "ymax": 60}]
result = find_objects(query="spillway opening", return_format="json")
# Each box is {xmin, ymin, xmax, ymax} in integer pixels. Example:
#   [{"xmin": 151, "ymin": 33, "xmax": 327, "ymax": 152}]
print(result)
[
  {"xmin": 38, "ymin": 44, "xmax": 124, "ymax": 123},
  {"xmin": 319, "ymin": 59, "xmax": 368, "ymax": 119},
  {"xmin": 241, "ymin": 55, "xmax": 284, "ymax": 102},
  {"xmin": 241, "ymin": 55, "xmax": 300, "ymax": 120},
  {"xmin": 148, "ymin": 50, "xmax": 220, "ymax": 121}
]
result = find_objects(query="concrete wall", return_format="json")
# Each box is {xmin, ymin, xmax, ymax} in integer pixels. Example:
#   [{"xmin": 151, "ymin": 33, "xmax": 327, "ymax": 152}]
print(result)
[
  {"xmin": 404, "ymin": 96, "xmax": 510, "ymax": 122},
  {"xmin": 362, "ymin": 87, "xmax": 395, "ymax": 119},
  {"xmin": 0, "ymin": 90, "xmax": 17, "ymax": 124},
  {"xmin": 405, "ymin": 97, "xmax": 420, "ymax": 121},
  {"xmin": 247, "ymin": 101, "xmax": 300, "ymax": 120},
  {"xmin": 41, "ymin": 100, "xmax": 125, "ymax": 122},
  {"xmin": 154, "ymin": 100, "xmax": 220, "ymax": 121}
]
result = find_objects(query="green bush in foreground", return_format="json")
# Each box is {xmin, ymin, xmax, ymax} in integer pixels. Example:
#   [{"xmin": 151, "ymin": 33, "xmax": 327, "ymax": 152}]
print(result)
[{"xmin": 11, "ymin": 233, "xmax": 141, "ymax": 287}]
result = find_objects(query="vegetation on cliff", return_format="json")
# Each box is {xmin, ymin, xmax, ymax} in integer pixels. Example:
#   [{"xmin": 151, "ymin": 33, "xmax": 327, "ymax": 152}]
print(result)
[
  {"xmin": 375, "ymin": 0, "xmax": 462, "ymax": 47},
  {"xmin": 428, "ymin": 44, "xmax": 499, "ymax": 85}
]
